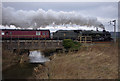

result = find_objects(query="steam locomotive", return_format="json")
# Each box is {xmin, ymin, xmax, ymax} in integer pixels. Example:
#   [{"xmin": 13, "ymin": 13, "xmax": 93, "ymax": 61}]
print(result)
[
  {"xmin": 1, "ymin": 29, "xmax": 112, "ymax": 42},
  {"xmin": 53, "ymin": 30, "xmax": 112, "ymax": 41}
]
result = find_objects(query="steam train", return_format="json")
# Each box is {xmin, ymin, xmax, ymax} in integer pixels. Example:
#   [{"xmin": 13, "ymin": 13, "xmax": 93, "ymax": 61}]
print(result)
[
  {"xmin": 1, "ymin": 29, "xmax": 112, "ymax": 42},
  {"xmin": 53, "ymin": 30, "xmax": 112, "ymax": 41}
]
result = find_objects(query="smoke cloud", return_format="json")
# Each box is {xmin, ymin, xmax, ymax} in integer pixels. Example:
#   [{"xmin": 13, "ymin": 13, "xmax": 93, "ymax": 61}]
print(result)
[{"xmin": 2, "ymin": 7, "xmax": 104, "ymax": 29}]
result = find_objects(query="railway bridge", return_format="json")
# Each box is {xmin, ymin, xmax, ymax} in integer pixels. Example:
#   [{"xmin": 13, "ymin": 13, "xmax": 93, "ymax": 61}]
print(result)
[{"xmin": 2, "ymin": 40, "xmax": 63, "ymax": 50}]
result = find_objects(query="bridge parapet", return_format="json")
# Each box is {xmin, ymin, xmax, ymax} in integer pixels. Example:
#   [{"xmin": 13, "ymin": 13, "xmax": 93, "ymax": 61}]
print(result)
[{"xmin": 2, "ymin": 40, "xmax": 63, "ymax": 50}]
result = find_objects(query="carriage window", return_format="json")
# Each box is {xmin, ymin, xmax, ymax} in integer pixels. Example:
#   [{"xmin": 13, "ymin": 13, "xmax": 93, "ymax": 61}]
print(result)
[
  {"xmin": 96, "ymin": 34, "xmax": 100, "ymax": 37},
  {"xmin": 43, "ymin": 32, "xmax": 45, "ymax": 35},
  {"xmin": 36, "ymin": 31, "xmax": 41, "ymax": 35},
  {"xmin": 1, "ymin": 32, "xmax": 4, "ymax": 35},
  {"xmin": 46, "ymin": 32, "xmax": 48, "ymax": 35},
  {"xmin": 10, "ymin": 32, "xmax": 12, "ymax": 35},
  {"xmin": 6, "ymin": 32, "xmax": 8, "ymax": 35}
]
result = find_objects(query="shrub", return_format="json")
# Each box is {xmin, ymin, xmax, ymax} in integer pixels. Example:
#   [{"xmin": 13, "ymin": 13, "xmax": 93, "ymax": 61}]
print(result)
[
  {"xmin": 63, "ymin": 39, "xmax": 74, "ymax": 50},
  {"xmin": 72, "ymin": 41, "xmax": 81, "ymax": 50},
  {"xmin": 63, "ymin": 39, "xmax": 81, "ymax": 51}
]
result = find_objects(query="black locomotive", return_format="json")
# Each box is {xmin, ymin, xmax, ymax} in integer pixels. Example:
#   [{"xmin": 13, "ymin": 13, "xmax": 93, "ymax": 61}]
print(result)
[{"xmin": 53, "ymin": 30, "xmax": 112, "ymax": 42}]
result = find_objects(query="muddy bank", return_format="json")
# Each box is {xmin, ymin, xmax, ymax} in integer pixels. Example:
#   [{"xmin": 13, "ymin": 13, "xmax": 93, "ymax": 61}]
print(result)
[
  {"xmin": 2, "ymin": 49, "xmax": 51, "ymax": 79},
  {"xmin": 3, "ymin": 63, "xmax": 38, "ymax": 79},
  {"xmin": 2, "ymin": 49, "xmax": 29, "ymax": 71}
]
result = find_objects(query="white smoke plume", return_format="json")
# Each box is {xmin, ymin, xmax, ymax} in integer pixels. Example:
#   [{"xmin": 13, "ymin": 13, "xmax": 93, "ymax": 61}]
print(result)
[{"xmin": 2, "ymin": 7, "xmax": 104, "ymax": 29}]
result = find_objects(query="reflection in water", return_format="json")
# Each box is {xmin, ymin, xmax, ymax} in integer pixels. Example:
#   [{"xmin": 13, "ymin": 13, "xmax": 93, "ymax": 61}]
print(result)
[{"xmin": 29, "ymin": 51, "xmax": 50, "ymax": 63}]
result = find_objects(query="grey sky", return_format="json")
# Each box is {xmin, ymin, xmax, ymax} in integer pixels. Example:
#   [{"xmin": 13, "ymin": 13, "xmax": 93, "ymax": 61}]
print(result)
[{"xmin": 2, "ymin": 2, "xmax": 118, "ymax": 31}]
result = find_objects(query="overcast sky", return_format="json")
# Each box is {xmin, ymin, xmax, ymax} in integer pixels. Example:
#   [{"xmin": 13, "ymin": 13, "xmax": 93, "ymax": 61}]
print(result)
[{"xmin": 2, "ymin": 2, "xmax": 118, "ymax": 32}]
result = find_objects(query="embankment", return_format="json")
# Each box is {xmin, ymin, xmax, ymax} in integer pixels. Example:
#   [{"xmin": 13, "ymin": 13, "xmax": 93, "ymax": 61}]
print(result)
[{"xmin": 33, "ymin": 43, "xmax": 118, "ymax": 79}]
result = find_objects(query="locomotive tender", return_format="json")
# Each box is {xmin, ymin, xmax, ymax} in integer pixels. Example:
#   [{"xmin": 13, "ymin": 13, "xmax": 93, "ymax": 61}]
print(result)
[{"xmin": 1, "ymin": 29, "xmax": 112, "ymax": 42}]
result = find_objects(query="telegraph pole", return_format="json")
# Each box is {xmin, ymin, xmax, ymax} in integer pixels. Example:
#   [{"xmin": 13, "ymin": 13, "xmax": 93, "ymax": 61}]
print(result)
[
  {"xmin": 109, "ymin": 20, "xmax": 116, "ymax": 43},
  {"xmin": 112, "ymin": 20, "xmax": 116, "ymax": 43}
]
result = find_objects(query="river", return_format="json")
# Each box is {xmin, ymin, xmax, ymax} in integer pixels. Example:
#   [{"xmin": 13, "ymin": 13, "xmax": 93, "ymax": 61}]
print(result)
[
  {"xmin": 2, "ymin": 50, "xmax": 50, "ymax": 79},
  {"xmin": 29, "ymin": 51, "xmax": 50, "ymax": 63}
]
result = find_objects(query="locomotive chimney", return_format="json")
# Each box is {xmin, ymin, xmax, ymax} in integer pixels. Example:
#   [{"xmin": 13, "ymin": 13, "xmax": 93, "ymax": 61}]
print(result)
[
  {"xmin": 96, "ymin": 27, "xmax": 98, "ymax": 31},
  {"xmin": 103, "ymin": 27, "xmax": 106, "ymax": 32},
  {"xmin": 103, "ymin": 27, "xmax": 105, "ymax": 30}
]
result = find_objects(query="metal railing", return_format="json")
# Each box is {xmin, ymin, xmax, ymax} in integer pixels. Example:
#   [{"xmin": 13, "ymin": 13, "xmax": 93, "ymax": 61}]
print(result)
[{"xmin": 78, "ymin": 36, "xmax": 92, "ymax": 43}]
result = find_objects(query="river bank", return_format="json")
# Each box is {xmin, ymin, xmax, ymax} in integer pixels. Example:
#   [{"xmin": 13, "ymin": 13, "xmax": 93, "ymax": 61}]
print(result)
[
  {"xmin": 33, "ymin": 43, "xmax": 118, "ymax": 79},
  {"xmin": 2, "ymin": 42, "xmax": 118, "ymax": 79},
  {"xmin": 2, "ymin": 49, "xmax": 29, "ymax": 71}
]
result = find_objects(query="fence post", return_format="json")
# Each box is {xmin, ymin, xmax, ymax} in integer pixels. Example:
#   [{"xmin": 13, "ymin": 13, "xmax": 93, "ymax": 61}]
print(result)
[
  {"xmin": 85, "ymin": 36, "xmax": 86, "ymax": 43},
  {"xmin": 80, "ymin": 36, "xmax": 82, "ymax": 43}
]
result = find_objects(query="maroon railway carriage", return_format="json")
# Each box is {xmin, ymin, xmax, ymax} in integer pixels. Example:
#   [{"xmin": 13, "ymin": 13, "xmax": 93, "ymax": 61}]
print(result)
[{"xmin": 1, "ymin": 29, "xmax": 50, "ymax": 40}]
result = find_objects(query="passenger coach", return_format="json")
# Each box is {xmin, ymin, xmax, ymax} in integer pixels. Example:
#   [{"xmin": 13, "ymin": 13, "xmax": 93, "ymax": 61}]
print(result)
[{"xmin": 1, "ymin": 29, "xmax": 50, "ymax": 40}]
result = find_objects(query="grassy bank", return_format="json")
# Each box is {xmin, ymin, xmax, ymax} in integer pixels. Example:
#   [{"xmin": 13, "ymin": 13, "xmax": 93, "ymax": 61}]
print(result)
[
  {"xmin": 33, "ymin": 43, "xmax": 118, "ymax": 79},
  {"xmin": 2, "ymin": 49, "xmax": 37, "ymax": 79},
  {"xmin": 2, "ymin": 42, "xmax": 118, "ymax": 79},
  {"xmin": 2, "ymin": 49, "xmax": 30, "ymax": 71}
]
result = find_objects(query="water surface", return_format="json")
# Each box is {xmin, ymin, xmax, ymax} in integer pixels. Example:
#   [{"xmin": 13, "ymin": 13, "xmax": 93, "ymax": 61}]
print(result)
[{"xmin": 29, "ymin": 51, "xmax": 50, "ymax": 63}]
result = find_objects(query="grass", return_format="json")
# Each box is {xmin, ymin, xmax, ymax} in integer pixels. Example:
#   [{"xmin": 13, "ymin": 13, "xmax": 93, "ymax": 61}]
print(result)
[
  {"xmin": 33, "ymin": 42, "xmax": 118, "ymax": 79},
  {"xmin": 2, "ymin": 49, "xmax": 38, "ymax": 79},
  {"xmin": 2, "ymin": 49, "xmax": 29, "ymax": 71},
  {"xmin": 2, "ymin": 42, "xmax": 118, "ymax": 79}
]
